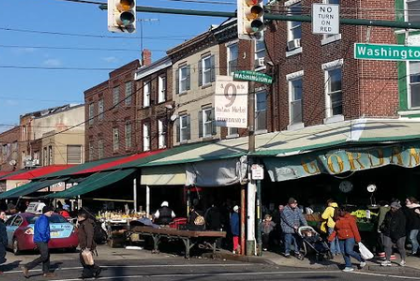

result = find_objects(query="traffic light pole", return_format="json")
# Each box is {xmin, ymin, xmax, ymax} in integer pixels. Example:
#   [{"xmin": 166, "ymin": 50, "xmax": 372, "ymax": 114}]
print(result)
[{"xmin": 99, "ymin": 4, "xmax": 420, "ymax": 30}]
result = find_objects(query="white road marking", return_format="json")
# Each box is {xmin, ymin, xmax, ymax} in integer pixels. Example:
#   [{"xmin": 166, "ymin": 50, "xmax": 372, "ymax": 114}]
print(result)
[{"xmin": 353, "ymin": 271, "xmax": 420, "ymax": 280}]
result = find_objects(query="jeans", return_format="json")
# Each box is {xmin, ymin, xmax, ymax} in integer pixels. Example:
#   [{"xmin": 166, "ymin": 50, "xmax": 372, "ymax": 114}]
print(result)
[
  {"xmin": 25, "ymin": 242, "xmax": 50, "ymax": 274},
  {"xmin": 80, "ymin": 252, "xmax": 100, "ymax": 278},
  {"xmin": 339, "ymin": 238, "xmax": 362, "ymax": 268},
  {"xmin": 328, "ymin": 227, "xmax": 341, "ymax": 254},
  {"xmin": 409, "ymin": 229, "xmax": 419, "ymax": 254},
  {"xmin": 383, "ymin": 235, "xmax": 406, "ymax": 261},
  {"xmin": 284, "ymin": 233, "xmax": 300, "ymax": 255}
]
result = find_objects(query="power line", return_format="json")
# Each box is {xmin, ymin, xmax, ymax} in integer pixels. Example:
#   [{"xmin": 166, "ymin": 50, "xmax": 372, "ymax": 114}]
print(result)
[
  {"xmin": 0, "ymin": 44, "xmax": 166, "ymax": 53},
  {"xmin": 0, "ymin": 65, "xmax": 114, "ymax": 71}
]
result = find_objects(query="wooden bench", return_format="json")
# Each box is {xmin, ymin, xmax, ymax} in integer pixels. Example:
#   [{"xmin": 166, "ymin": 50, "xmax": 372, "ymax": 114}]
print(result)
[{"xmin": 128, "ymin": 226, "xmax": 226, "ymax": 258}]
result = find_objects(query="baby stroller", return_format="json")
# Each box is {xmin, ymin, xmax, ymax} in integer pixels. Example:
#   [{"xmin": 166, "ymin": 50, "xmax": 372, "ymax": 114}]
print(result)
[{"xmin": 298, "ymin": 226, "xmax": 333, "ymax": 261}]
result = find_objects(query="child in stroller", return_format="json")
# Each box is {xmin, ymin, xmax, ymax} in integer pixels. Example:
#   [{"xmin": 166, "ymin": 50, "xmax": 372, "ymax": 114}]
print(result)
[{"xmin": 298, "ymin": 226, "xmax": 333, "ymax": 261}]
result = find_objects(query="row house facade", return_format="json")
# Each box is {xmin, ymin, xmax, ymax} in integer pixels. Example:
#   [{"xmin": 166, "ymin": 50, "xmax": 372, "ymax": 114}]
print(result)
[{"xmin": 0, "ymin": 126, "xmax": 19, "ymax": 171}]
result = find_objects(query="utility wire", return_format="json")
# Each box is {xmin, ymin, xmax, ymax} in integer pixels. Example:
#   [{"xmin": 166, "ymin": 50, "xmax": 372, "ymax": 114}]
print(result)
[{"xmin": 0, "ymin": 44, "xmax": 165, "ymax": 53}]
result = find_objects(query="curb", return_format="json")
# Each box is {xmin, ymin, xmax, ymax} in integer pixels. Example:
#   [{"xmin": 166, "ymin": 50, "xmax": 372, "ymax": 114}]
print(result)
[
  {"xmin": 204, "ymin": 253, "xmax": 276, "ymax": 265},
  {"xmin": 366, "ymin": 265, "xmax": 420, "ymax": 276}
]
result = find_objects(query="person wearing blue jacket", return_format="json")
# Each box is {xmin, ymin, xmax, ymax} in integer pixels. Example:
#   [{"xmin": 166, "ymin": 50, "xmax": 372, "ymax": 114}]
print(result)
[
  {"xmin": 230, "ymin": 205, "xmax": 240, "ymax": 254},
  {"xmin": 0, "ymin": 211, "xmax": 7, "ymax": 274},
  {"xmin": 22, "ymin": 206, "xmax": 54, "ymax": 278},
  {"xmin": 281, "ymin": 198, "xmax": 307, "ymax": 260}
]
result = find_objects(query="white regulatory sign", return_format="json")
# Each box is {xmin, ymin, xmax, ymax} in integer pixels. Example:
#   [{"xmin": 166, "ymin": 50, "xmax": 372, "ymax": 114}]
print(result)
[
  {"xmin": 251, "ymin": 164, "xmax": 264, "ymax": 180},
  {"xmin": 215, "ymin": 75, "xmax": 248, "ymax": 128},
  {"xmin": 312, "ymin": 3, "xmax": 340, "ymax": 35}
]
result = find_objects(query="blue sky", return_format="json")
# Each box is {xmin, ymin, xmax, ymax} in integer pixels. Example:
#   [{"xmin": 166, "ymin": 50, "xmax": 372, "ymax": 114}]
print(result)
[{"xmin": 0, "ymin": 0, "xmax": 235, "ymax": 132}]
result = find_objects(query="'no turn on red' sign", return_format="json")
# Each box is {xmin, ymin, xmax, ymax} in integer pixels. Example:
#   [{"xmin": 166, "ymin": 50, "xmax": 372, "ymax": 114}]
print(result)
[{"xmin": 312, "ymin": 3, "xmax": 340, "ymax": 35}]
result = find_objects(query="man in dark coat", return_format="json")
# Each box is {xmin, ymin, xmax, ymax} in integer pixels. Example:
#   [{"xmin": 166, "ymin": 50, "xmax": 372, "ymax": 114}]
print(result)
[
  {"xmin": 205, "ymin": 204, "xmax": 223, "ymax": 231},
  {"xmin": 153, "ymin": 201, "xmax": 176, "ymax": 225},
  {"xmin": 78, "ymin": 210, "xmax": 101, "ymax": 279},
  {"xmin": 0, "ymin": 211, "xmax": 7, "ymax": 273}
]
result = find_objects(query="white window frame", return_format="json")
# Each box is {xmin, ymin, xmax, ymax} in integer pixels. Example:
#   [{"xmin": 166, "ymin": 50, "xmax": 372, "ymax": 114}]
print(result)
[
  {"xmin": 408, "ymin": 61, "xmax": 420, "ymax": 109},
  {"xmin": 158, "ymin": 119, "xmax": 166, "ymax": 148},
  {"xmin": 286, "ymin": 0, "xmax": 302, "ymax": 42},
  {"xmin": 48, "ymin": 145, "xmax": 53, "ymax": 166},
  {"xmin": 158, "ymin": 75, "xmax": 166, "ymax": 103},
  {"xmin": 88, "ymin": 103, "xmax": 94, "ymax": 125},
  {"xmin": 98, "ymin": 99, "xmax": 104, "ymax": 121},
  {"xmin": 255, "ymin": 90, "xmax": 267, "ymax": 133},
  {"xmin": 125, "ymin": 122, "xmax": 132, "ymax": 149},
  {"xmin": 143, "ymin": 123, "xmax": 150, "ymax": 151},
  {"xmin": 113, "ymin": 86, "xmax": 119, "ymax": 107},
  {"xmin": 113, "ymin": 128, "xmax": 119, "ymax": 152},
  {"xmin": 286, "ymin": 70, "xmax": 304, "ymax": 130},
  {"xmin": 323, "ymin": 59, "xmax": 344, "ymax": 122},
  {"xmin": 227, "ymin": 127, "xmax": 239, "ymax": 138},
  {"xmin": 67, "ymin": 145, "xmax": 82, "ymax": 164},
  {"xmin": 201, "ymin": 55, "xmax": 212, "ymax": 86},
  {"xmin": 321, "ymin": 0, "xmax": 342, "ymax": 45},
  {"xmin": 179, "ymin": 65, "xmax": 188, "ymax": 93},
  {"xmin": 89, "ymin": 142, "xmax": 94, "ymax": 161},
  {"xmin": 143, "ymin": 81, "xmax": 150, "ymax": 107},
  {"xmin": 125, "ymin": 81, "xmax": 132, "ymax": 105},
  {"xmin": 406, "ymin": 0, "xmax": 420, "ymax": 22},
  {"xmin": 202, "ymin": 108, "xmax": 213, "ymax": 138},
  {"xmin": 226, "ymin": 41, "xmax": 239, "ymax": 75},
  {"xmin": 255, "ymin": 40, "xmax": 266, "ymax": 71},
  {"xmin": 180, "ymin": 115, "xmax": 189, "ymax": 143},
  {"xmin": 98, "ymin": 139, "xmax": 104, "ymax": 159}
]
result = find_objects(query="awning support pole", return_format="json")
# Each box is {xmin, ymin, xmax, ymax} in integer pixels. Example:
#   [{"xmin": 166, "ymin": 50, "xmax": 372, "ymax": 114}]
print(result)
[
  {"xmin": 256, "ymin": 179, "xmax": 262, "ymax": 256},
  {"xmin": 246, "ymin": 180, "xmax": 256, "ymax": 256},
  {"xmin": 133, "ymin": 178, "xmax": 137, "ymax": 213},
  {"xmin": 240, "ymin": 184, "xmax": 246, "ymax": 256},
  {"xmin": 146, "ymin": 185, "xmax": 150, "ymax": 216}
]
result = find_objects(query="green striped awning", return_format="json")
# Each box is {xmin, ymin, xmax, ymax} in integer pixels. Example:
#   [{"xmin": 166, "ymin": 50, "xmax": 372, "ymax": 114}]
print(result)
[{"xmin": 0, "ymin": 178, "xmax": 68, "ymax": 199}]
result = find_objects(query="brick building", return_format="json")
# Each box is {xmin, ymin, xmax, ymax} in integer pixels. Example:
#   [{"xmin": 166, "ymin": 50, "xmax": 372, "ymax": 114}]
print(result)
[{"xmin": 0, "ymin": 126, "xmax": 20, "ymax": 171}]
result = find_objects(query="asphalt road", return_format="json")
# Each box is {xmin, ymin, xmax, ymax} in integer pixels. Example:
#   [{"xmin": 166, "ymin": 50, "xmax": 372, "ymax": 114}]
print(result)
[{"xmin": 2, "ymin": 258, "xmax": 420, "ymax": 281}]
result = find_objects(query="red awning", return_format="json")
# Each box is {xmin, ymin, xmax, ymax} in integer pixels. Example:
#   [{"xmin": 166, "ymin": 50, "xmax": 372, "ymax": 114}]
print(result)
[
  {"xmin": 2, "ymin": 165, "xmax": 74, "ymax": 181},
  {"xmin": 0, "ymin": 171, "xmax": 13, "ymax": 177},
  {"xmin": 72, "ymin": 150, "xmax": 165, "ymax": 175}
]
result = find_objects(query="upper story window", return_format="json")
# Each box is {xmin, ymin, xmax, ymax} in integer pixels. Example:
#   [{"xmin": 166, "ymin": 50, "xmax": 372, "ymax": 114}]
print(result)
[
  {"xmin": 227, "ymin": 43, "xmax": 238, "ymax": 75},
  {"xmin": 98, "ymin": 99, "xmax": 104, "ymax": 121},
  {"xmin": 43, "ymin": 147, "xmax": 47, "ymax": 166},
  {"xmin": 199, "ymin": 108, "xmax": 215, "ymax": 138},
  {"xmin": 88, "ymin": 103, "xmax": 94, "ymax": 125},
  {"xmin": 125, "ymin": 82, "xmax": 132, "ymax": 105},
  {"xmin": 409, "ymin": 61, "xmax": 420, "ymax": 109},
  {"xmin": 143, "ymin": 122, "xmax": 150, "ymax": 151},
  {"xmin": 287, "ymin": 1, "xmax": 302, "ymax": 50},
  {"xmin": 255, "ymin": 40, "xmax": 266, "ymax": 69},
  {"xmin": 125, "ymin": 122, "xmax": 132, "ymax": 149},
  {"xmin": 67, "ymin": 145, "xmax": 82, "ymax": 164},
  {"xmin": 406, "ymin": 0, "xmax": 420, "ymax": 22},
  {"xmin": 48, "ymin": 145, "xmax": 53, "ymax": 166},
  {"xmin": 113, "ymin": 86, "xmax": 119, "ymax": 107},
  {"xmin": 324, "ymin": 60, "xmax": 343, "ymax": 118},
  {"xmin": 287, "ymin": 72, "xmax": 303, "ymax": 125},
  {"xmin": 143, "ymin": 81, "xmax": 150, "ymax": 107},
  {"xmin": 199, "ymin": 55, "xmax": 215, "ymax": 86},
  {"xmin": 21, "ymin": 126, "xmax": 26, "ymax": 141},
  {"xmin": 113, "ymin": 128, "xmax": 119, "ymax": 152},
  {"xmin": 255, "ymin": 91, "xmax": 267, "ymax": 131},
  {"xmin": 158, "ymin": 119, "xmax": 167, "ymax": 149},
  {"xmin": 177, "ymin": 65, "xmax": 191, "ymax": 94},
  {"xmin": 177, "ymin": 114, "xmax": 191, "ymax": 143},
  {"xmin": 158, "ymin": 75, "xmax": 166, "ymax": 103},
  {"xmin": 97, "ymin": 139, "xmax": 104, "ymax": 160},
  {"xmin": 89, "ymin": 142, "xmax": 94, "ymax": 161},
  {"xmin": 322, "ymin": 0, "xmax": 341, "ymax": 43}
]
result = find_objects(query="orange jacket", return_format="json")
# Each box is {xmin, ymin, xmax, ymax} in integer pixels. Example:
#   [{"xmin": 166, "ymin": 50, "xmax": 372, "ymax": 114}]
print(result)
[{"xmin": 328, "ymin": 213, "xmax": 361, "ymax": 243}]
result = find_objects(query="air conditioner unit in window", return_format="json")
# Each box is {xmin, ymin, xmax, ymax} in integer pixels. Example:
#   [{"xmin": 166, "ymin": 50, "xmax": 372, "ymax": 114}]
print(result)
[
  {"xmin": 33, "ymin": 159, "xmax": 40, "ymax": 165},
  {"xmin": 287, "ymin": 39, "xmax": 301, "ymax": 51},
  {"xmin": 257, "ymin": 57, "xmax": 265, "ymax": 67}
]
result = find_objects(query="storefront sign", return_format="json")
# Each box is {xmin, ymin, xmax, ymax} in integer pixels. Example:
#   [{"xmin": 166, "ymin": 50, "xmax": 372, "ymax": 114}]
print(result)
[
  {"xmin": 251, "ymin": 164, "xmax": 264, "ymax": 180},
  {"xmin": 265, "ymin": 142, "xmax": 420, "ymax": 182},
  {"xmin": 215, "ymin": 75, "xmax": 248, "ymax": 128}
]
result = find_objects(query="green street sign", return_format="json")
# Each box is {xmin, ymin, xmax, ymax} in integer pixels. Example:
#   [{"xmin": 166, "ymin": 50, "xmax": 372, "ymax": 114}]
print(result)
[
  {"xmin": 233, "ymin": 70, "xmax": 273, "ymax": 84},
  {"xmin": 354, "ymin": 43, "xmax": 420, "ymax": 61}
]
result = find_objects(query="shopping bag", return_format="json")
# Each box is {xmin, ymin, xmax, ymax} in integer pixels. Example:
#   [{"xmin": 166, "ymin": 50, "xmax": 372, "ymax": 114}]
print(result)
[
  {"xmin": 81, "ymin": 249, "xmax": 95, "ymax": 266},
  {"xmin": 358, "ymin": 242, "xmax": 374, "ymax": 260}
]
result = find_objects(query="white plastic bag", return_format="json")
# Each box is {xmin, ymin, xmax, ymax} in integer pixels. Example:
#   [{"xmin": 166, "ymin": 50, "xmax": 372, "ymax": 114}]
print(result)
[{"xmin": 358, "ymin": 242, "xmax": 373, "ymax": 260}]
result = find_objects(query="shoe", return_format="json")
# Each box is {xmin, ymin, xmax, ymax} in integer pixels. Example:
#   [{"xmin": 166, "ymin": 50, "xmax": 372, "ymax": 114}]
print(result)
[
  {"xmin": 232, "ymin": 250, "xmax": 237, "ymax": 254},
  {"xmin": 296, "ymin": 253, "xmax": 304, "ymax": 260},
  {"xmin": 43, "ymin": 273, "xmax": 56, "ymax": 278},
  {"xmin": 360, "ymin": 261, "xmax": 366, "ymax": 268},
  {"xmin": 400, "ymin": 260, "xmax": 406, "ymax": 267},
  {"xmin": 342, "ymin": 267, "xmax": 354, "ymax": 272},
  {"xmin": 21, "ymin": 266, "xmax": 29, "ymax": 278},
  {"xmin": 409, "ymin": 252, "xmax": 417, "ymax": 256},
  {"xmin": 263, "ymin": 248, "xmax": 267, "ymax": 251},
  {"xmin": 284, "ymin": 253, "xmax": 291, "ymax": 258},
  {"xmin": 381, "ymin": 260, "xmax": 392, "ymax": 267},
  {"xmin": 390, "ymin": 255, "xmax": 396, "ymax": 260},
  {"xmin": 378, "ymin": 252, "xmax": 385, "ymax": 258},
  {"xmin": 94, "ymin": 267, "xmax": 102, "ymax": 278}
]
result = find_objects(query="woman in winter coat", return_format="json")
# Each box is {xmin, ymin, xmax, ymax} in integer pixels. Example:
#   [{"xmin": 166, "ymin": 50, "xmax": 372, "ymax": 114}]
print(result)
[
  {"xmin": 321, "ymin": 199, "xmax": 340, "ymax": 255},
  {"xmin": 77, "ymin": 210, "xmax": 101, "ymax": 279},
  {"xmin": 380, "ymin": 202, "xmax": 407, "ymax": 267},
  {"xmin": 230, "ymin": 206, "xmax": 240, "ymax": 254},
  {"xmin": 402, "ymin": 197, "xmax": 420, "ymax": 256},
  {"xmin": 329, "ymin": 207, "xmax": 365, "ymax": 272}
]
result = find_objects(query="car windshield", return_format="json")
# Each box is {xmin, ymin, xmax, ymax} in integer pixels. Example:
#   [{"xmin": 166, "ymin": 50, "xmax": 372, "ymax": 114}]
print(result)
[{"xmin": 27, "ymin": 214, "xmax": 68, "ymax": 224}]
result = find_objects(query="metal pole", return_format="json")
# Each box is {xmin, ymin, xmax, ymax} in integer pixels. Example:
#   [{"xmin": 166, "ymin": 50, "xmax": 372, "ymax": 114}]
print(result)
[
  {"xmin": 98, "ymin": 5, "xmax": 420, "ymax": 30},
  {"xmin": 256, "ymin": 179, "xmax": 262, "ymax": 256},
  {"xmin": 146, "ymin": 185, "xmax": 150, "ymax": 216},
  {"xmin": 240, "ymin": 184, "xmax": 246, "ymax": 256},
  {"xmin": 133, "ymin": 178, "xmax": 137, "ymax": 213},
  {"xmin": 246, "ymin": 180, "xmax": 256, "ymax": 256}
]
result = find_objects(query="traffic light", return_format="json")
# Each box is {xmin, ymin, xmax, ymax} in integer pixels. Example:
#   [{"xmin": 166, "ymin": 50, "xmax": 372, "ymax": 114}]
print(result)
[
  {"xmin": 108, "ymin": 0, "xmax": 136, "ymax": 33},
  {"xmin": 237, "ymin": 0, "xmax": 264, "ymax": 40}
]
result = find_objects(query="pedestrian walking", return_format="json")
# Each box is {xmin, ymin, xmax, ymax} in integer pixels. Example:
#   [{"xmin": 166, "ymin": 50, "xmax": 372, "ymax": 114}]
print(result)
[
  {"xmin": 0, "ymin": 211, "xmax": 7, "ymax": 274},
  {"xmin": 77, "ymin": 210, "xmax": 101, "ymax": 279},
  {"xmin": 380, "ymin": 201, "xmax": 407, "ymax": 267},
  {"xmin": 231, "ymin": 205, "xmax": 240, "ymax": 254},
  {"xmin": 321, "ymin": 199, "xmax": 341, "ymax": 255},
  {"xmin": 376, "ymin": 200, "xmax": 390, "ymax": 258},
  {"xmin": 328, "ymin": 207, "xmax": 365, "ymax": 272},
  {"xmin": 402, "ymin": 197, "xmax": 420, "ymax": 256},
  {"xmin": 281, "ymin": 198, "xmax": 307, "ymax": 259},
  {"xmin": 22, "ymin": 206, "xmax": 55, "ymax": 278},
  {"xmin": 260, "ymin": 214, "xmax": 276, "ymax": 251}
]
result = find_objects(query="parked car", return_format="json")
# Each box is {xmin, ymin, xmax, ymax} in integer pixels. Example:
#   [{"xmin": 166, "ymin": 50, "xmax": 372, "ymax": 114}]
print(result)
[{"xmin": 5, "ymin": 212, "xmax": 78, "ymax": 255}]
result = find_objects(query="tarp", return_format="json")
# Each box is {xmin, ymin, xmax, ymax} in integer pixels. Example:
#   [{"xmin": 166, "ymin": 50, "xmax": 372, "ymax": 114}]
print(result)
[
  {"xmin": 46, "ymin": 169, "xmax": 136, "ymax": 198},
  {"xmin": 2, "ymin": 165, "xmax": 73, "ymax": 181},
  {"xmin": 0, "ymin": 178, "xmax": 68, "ymax": 199},
  {"xmin": 141, "ymin": 165, "xmax": 186, "ymax": 186}
]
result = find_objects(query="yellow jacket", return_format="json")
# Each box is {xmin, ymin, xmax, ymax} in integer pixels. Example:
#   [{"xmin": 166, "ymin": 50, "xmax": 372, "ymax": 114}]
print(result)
[{"xmin": 320, "ymin": 203, "xmax": 338, "ymax": 233}]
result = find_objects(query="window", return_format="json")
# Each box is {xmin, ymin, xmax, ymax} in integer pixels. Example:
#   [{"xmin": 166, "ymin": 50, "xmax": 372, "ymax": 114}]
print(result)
[
  {"xmin": 228, "ymin": 127, "xmax": 238, "ymax": 136},
  {"xmin": 143, "ymin": 82, "xmax": 150, "ymax": 107},
  {"xmin": 88, "ymin": 103, "xmax": 94, "ymax": 125},
  {"xmin": 322, "ymin": 0, "xmax": 341, "ymax": 42},
  {"xmin": 199, "ymin": 108, "xmax": 214, "ymax": 138},
  {"xmin": 255, "ymin": 40, "xmax": 266, "ymax": 69},
  {"xmin": 22, "ymin": 126, "xmax": 26, "ymax": 141},
  {"xmin": 177, "ymin": 65, "xmax": 190, "ymax": 94},
  {"xmin": 407, "ymin": 0, "xmax": 420, "ymax": 22},
  {"xmin": 158, "ymin": 119, "xmax": 167, "ymax": 148},
  {"xmin": 12, "ymin": 216, "xmax": 23, "ymax": 227},
  {"xmin": 89, "ymin": 141, "xmax": 94, "ymax": 161},
  {"xmin": 324, "ymin": 61, "xmax": 343, "ymax": 117},
  {"xmin": 409, "ymin": 61, "xmax": 420, "ymax": 108},
  {"xmin": 67, "ymin": 145, "xmax": 82, "ymax": 164},
  {"xmin": 255, "ymin": 91, "xmax": 267, "ymax": 131},
  {"xmin": 158, "ymin": 75, "xmax": 166, "ymax": 103},
  {"xmin": 125, "ymin": 122, "xmax": 132, "ymax": 149},
  {"xmin": 227, "ymin": 43, "xmax": 238, "ymax": 74},
  {"xmin": 143, "ymin": 123, "xmax": 150, "ymax": 151},
  {"xmin": 48, "ymin": 145, "xmax": 53, "ymax": 165},
  {"xmin": 179, "ymin": 115, "xmax": 190, "ymax": 143},
  {"xmin": 12, "ymin": 141, "xmax": 17, "ymax": 151},
  {"xmin": 43, "ymin": 147, "xmax": 47, "ymax": 166},
  {"xmin": 199, "ymin": 56, "xmax": 215, "ymax": 86},
  {"xmin": 113, "ymin": 86, "xmax": 119, "ymax": 107},
  {"xmin": 287, "ymin": 72, "xmax": 303, "ymax": 125},
  {"xmin": 287, "ymin": 2, "xmax": 302, "ymax": 43},
  {"xmin": 98, "ymin": 99, "xmax": 104, "ymax": 121},
  {"xmin": 98, "ymin": 139, "xmax": 104, "ymax": 160},
  {"xmin": 125, "ymin": 82, "xmax": 132, "ymax": 105},
  {"xmin": 113, "ymin": 128, "xmax": 119, "ymax": 152}
]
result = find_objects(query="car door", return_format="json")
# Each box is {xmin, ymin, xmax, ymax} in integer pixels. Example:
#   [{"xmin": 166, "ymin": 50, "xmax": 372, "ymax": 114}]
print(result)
[
  {"xmin": 7, "ymin": 216, "xmax": 23, "ymax": 247},
  {"xmin": 5, "ymin": 215, "xmax": 16, "ymax": 248}
]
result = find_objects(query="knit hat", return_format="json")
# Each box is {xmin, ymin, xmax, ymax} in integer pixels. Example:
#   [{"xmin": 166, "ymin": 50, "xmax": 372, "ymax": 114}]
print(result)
[
  {"xmin": 161, "ymin": 201, "xmax": 169, "ymax": 207},
  {"xmin": 288, "ymin": 197, "xmax": 297, "ymax": 204},
  {"xmin": 390, "ymin": 201, "xmax": 402, "ymax": 209},
  {"xmin": 42, "ymin": 206, "xmax": 53, "ymax": 214}
]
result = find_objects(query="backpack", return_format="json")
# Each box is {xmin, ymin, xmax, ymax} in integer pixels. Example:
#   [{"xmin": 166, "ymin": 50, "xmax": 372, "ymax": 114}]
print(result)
[
  {"xmin": 93, "ymin": 221, "xmax": 107, "ymax": 244},
  {"xmin": 194, "ymin": 211, "xmax": 206, "ymax": 226}
]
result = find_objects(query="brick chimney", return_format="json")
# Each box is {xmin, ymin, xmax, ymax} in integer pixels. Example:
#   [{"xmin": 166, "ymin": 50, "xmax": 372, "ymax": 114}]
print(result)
[{"xmin": 142, "ymin": 49, "xmax": 152, "ymax": 67}]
